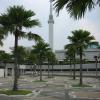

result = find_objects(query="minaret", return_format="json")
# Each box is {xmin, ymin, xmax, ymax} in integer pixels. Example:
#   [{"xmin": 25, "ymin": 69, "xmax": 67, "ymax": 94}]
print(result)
[{"xmin": 48, "ymin": 0, "xmax": 54, "ymax": 51}]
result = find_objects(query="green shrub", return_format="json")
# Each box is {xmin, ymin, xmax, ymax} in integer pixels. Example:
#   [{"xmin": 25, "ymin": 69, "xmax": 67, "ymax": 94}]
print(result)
[{"xmin": 0, "ymin": 90, "xmax": 32, "ymax": 95}]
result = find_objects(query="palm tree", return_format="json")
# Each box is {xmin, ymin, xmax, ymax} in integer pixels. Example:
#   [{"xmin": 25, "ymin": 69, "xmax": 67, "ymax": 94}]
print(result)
[
  {"xmin": 65, "ymin": 44, "xmax": 77, "ymax": 79},
  {"xmin": 50, "ymin": 52, "xmax": 57, "ymax": 78},
  {"xmin": 26, "ymin": 32, "xmax": 43, "ymax": 43},
  {"xmin": 0, "ymin": 50, "xmax": 12, "ymax": 77},
  {"xmin": 30, "ymin": 52, "xmax": 40, "ymax": 75},
  {"xmin": 68, "ymin": 29, "xmax": 94, "ymax": 85},
  {"xmin": 32, "ymin": 42, "xmax": 51, "ymax": 81},
  {"xmin": 65, "ymin": 47, "xmax": 73, "ymax": 76},
  {"xmin": 0, "ymin": 26, "xmax": 6, "ymax": 46},
  {"xmin": 11, "ymin": 46, "xmax": 27, "ymax": 64},
  {"xmin": 46, "ymin": 51, "xmax": 51, "ymax": 78},
  {"xmin": 46, "ymin": 51, "xmax": 56, "ymax": 78},
  {"xmin": 52, "ymin": 0, "xmax": 100, "ymax": 19},
  {"xmin": 0, "ymin": 51, "xmax": 12, "ymax": 63},
  {"xmin": 11, "ymin": 46, "xmax": 28, "ymax": 77},
  {"xmin": 27, "ymin": 49, "xmax": 40, "ymax": 76},
  {"xmin": 0, "ymin": 26, "xmax": 7, "ymax": 78},
  {"xmin": 0, "ymin": 5, "xmax": 40, "ymax": 91}
]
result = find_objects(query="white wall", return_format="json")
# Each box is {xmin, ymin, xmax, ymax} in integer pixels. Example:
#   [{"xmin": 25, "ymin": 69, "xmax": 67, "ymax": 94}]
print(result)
[
  {"xmin": 20, "ymin": 65, "xmax": 26, "ymax": 69},
  {"xmin": 0, "ymin": 69, "xmax": 4, "ymax": 77},
  {"xmin": 39, "ymin": 63, "xmax": 100, "ymax": 70}
]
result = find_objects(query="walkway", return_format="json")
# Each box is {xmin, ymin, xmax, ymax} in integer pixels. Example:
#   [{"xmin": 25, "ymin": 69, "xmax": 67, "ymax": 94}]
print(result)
[{"xmin": 0, "ymin": 75, "xmax": 100, "ymax": 100}]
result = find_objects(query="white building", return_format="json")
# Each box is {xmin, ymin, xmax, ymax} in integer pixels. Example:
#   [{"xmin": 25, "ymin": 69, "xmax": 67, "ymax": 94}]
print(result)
[
  {"xmin": 47, "ymin": 1, "xmax": 100, "ymax": 62},
  {"xmin": 0, "ymin": 63, "xmax": 14, "ymax": 77},
  {"xmin": 55, "ymin": 48, "xmax": 100, "ymax": 61},
  {"xmin": 0, "ymin": 63, "xmax": 33, "ymax": 77}
]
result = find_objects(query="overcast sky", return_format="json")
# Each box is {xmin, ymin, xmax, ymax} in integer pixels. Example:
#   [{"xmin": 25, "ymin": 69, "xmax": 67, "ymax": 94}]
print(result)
[{"xmin": 0, "ymin": 0, "xmax": 100, "ymax": 53}]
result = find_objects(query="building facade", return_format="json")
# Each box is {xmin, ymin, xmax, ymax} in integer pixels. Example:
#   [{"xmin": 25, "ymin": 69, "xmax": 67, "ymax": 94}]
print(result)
[{"xmin": 55, "ymin": 48, "xmax": 100, "ymax": 61}]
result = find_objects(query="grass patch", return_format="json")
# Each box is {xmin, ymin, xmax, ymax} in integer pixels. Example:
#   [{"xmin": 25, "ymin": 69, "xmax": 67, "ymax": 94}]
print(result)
[
  {"xmin": 72, "ymin": 84, "xmax": 92, "ymax": 87},
  {"xmin": 0, "ymin": 90, "xmax": 32, "ymax": 95}
]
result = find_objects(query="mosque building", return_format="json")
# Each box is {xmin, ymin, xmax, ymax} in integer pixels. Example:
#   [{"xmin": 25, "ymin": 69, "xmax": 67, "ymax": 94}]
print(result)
[{"xmin": 48, "ymin": 0, "xmax": 100, "ymax": 62}]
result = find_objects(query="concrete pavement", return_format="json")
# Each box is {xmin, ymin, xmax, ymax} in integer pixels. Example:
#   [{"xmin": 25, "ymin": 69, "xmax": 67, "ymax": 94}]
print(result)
[{"xmin": 0, "ymin": 75, "xmax": 100, "ymax": 100}]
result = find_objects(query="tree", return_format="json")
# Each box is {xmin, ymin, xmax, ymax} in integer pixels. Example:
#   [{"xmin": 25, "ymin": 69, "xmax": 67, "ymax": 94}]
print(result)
[
  {"xmin": 26, "ymin": 32, "xmax": 43, "ymax": 43},
  {"xmin": 32, "ymin": 42, "xmax": 51, "ymax": 81},
  {"xmin": 46, "ymin": 51, "xmax": 56, "ymax": 78},
  {"xmin": 52, "ymin": 0, "xmax": 100, "ymax": 19},
  {"xmin": 27, "ymin": 49, "xmax": 39, "ymax": 76},
  {"xmin": 11, "ymin": 46, "xmax": 28, "ymax": 77},
  {"xmin": 0, "ymin": 26, "xmax": 8, "ymax": 78},
  {"xmin": 68, "ymin": 29, "xmax": 94, "ymax": 85},
  {"xmin": 65, "ymin": 44, "xmax": 77, "ymax": 79},
  {"xmin": 11, "ymin": 46, "xmax": 27, "ymax": 64},
  {"xmin": 0, "ymin": 5, "xmax": 40, "ymax": 91},
  {"xmin": 46, "ymin": 51, "xmax": 52, "ymax": 78},
  {"xmin": 49, "ymin": 52, "xmax": 57, "ymax": 78},
  {"xmin": 0, "ymin": 50, "xmax": 12, "ymax": 62},
  {"xmin": 0, "ymin": 26, "xmax": 7, "ymax": 46},
  {"xmin": 30, "ymin": 49, "xmax": 42, "ymax": 76},
  {"xmin": 0, "ymin": 50, "xmax": 12, "ymax": 77},
  {"xmin": 65, "ymin": 47, "xmax": 73, "ymax": 76}
]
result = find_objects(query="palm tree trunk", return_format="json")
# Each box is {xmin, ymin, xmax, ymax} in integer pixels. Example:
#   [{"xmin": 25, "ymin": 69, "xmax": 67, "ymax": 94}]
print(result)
[
  {"xmin": 13, "ymin": 34, "xmax": 18, "ymax": 91},
  {"xmin": 37, "ymin": 63, "xmax": 40, "ymax": 76},
  {"xmin": 39, "ymin": 56, "xmax": 42, "ymax": 81},
  {"xmin": 51, "ymin": 64, "xmax": 54, "ymax": 78},
  {"xmin": 4, "ymin": 68, "xmax": 6, "ymax": 78},
  {"xmin": 17, "ymin": 64, "xmax": 20, "ymax": 78},
  {"xmin": 48, "ymin": 60, "xmax": 50, "ymax": 78},
  {"xmin": 95, "ymin": 59, "xmax": 98, "ymax": 78},
  {"xmin": 73, "ymin": 54, "xmax": 76, "ymax": 80},
  {"xmin": 29, "ymin": 65, "xmax": 32, "ymax": 76},
  {"xmin": 40, "ymin": 65, "xmax": 42, "ymax": 81},
  {"xmin": 79, "ymin": 49, "xmax": 83, "ymax": 85},
  {"xmin": 38, "ymin": 64, "xmax": 40, "ymax": 76},
  {"xmin": 70, "ymin": 58, "xmax": 72, "ymax": 76},
  {"xmin": 33, "ymin": 65, "xmax": 35, "ymax": 76},
  {"xmin": 4, "ymin": 63, "xmax": 6, "ymax": 78}
]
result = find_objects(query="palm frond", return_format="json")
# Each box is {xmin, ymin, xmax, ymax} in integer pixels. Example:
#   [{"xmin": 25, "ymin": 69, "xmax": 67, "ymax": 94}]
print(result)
[
  {"xmin": 26, "ymin": 32, "xmax": 43, "ymax": 42},
  {"xmin": 23, "ymin": 19, "xmax": 40, "ymax": 28},
  {"xmin": 0, "ymin": 5, "xmax": 40, "ymax": 34},
  {"xmin": 67, "ymin": 29, "xmax": 95, "ymax": 53},
  {"xmin": 52, "ymin": 0, "xmax": 97, "ymax": 19}
]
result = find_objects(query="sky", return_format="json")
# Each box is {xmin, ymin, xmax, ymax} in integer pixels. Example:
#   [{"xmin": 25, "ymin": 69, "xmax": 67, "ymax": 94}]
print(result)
[{"xmin": 0, "ymin": 0, "xmax": 100, "ymax": 53}]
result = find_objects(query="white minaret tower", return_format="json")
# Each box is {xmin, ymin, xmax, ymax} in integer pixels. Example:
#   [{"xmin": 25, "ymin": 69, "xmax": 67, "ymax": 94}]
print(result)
[{"xmin": 48, "ymin": 0, "xmax": 54, "ymax": 51}]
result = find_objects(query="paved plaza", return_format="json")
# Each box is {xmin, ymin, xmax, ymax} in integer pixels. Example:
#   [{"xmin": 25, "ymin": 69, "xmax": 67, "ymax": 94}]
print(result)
[{"xmin": 0, "ymin": 74, "xmax": 100, "ymax": 100}]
